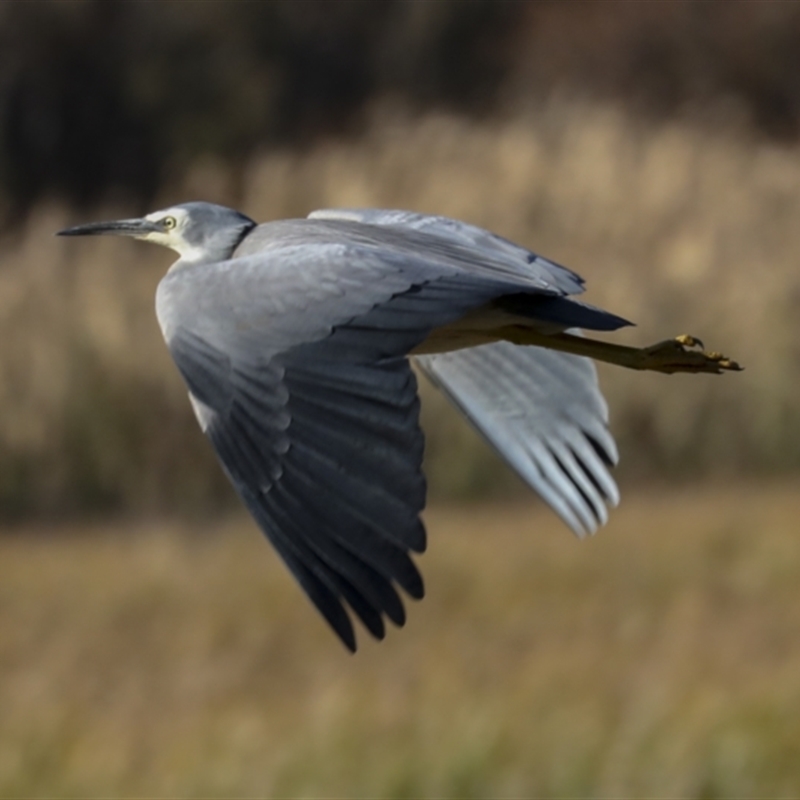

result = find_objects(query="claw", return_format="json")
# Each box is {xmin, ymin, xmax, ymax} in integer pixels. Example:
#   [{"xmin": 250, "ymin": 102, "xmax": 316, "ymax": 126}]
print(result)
[
  {"xmin": 675, "ymin": 334, "xmax": 704, "ymax": 349},
  {"xmin": 640, "ymin": 336, "xmax": 742, "ymax": 374}
]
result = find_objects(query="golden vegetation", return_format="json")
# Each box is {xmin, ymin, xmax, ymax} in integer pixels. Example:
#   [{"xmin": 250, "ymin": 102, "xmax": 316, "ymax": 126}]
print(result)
[
  {"xmin": 0, "ymin": 100, "xmax": 797, "ymax": 513},
  {"xmin": 2, "ymin": 482, "xmax": 800, "ymax": 796}
]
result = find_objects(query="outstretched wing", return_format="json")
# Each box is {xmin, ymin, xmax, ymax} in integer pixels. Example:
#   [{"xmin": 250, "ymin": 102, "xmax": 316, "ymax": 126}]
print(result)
[
  {"xmin": 416, "ymin": 342, "xmax": 619, "ymax": 537},
  {"xmin": 175, "ymin": 328, "xmax": 427, "ymax": 653}
]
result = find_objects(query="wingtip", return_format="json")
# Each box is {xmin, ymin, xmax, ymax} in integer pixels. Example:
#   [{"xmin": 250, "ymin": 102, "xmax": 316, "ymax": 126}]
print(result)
[{"xmin": 339, "ymin": 627, "xmax": 358, "ymax": 653}]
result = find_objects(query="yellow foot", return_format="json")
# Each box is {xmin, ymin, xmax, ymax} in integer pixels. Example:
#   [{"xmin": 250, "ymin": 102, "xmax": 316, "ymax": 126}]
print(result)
[{"xmin": 640, "ymin": 335, "xmax": 743, "ymax": 374}]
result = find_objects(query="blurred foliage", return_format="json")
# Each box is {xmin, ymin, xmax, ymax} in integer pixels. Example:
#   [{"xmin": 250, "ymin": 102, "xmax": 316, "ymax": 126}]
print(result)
[
  {"xmin": 508, "ymin": 2, "xmax": 800, "ymax": 137},
  {"xmin": 1, "ymin": 104, "xmax": 797, "ymax": 518},
  {"xmin": 2, "ymin": 3, "xmax": 800, "ymax": 517},
  {"xmin": 2, "ymin": 2, "xmax": 800, "ymax": 225}
]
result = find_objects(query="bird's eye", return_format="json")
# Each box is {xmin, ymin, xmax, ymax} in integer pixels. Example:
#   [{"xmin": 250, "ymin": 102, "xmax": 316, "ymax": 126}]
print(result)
[{"xmin": 162, "ymin": 216, "xmax": 177, "ymax": 230}]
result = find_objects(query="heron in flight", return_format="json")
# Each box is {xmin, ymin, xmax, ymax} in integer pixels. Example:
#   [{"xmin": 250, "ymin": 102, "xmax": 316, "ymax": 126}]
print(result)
[{"xmin": 59, "ymin": 203, "xmax": 740, "ymax": 650}]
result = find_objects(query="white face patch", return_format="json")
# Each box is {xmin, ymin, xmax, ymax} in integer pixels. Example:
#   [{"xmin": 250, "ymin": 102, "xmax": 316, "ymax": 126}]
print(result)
[{"xmin": 141, "ymin": 207, "xmax": 207, "ymax": 262}]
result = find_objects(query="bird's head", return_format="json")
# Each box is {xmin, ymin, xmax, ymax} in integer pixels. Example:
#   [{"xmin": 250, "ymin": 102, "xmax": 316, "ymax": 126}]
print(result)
[{"xmin": 58, "ymin": 202, "xmax": 256, "ymax": 265}]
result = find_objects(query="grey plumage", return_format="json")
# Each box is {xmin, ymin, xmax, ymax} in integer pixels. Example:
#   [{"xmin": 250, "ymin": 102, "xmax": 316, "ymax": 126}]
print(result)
[{"xmin": 59, "ymin": 202, "xmax": 630, "ymax": 651}]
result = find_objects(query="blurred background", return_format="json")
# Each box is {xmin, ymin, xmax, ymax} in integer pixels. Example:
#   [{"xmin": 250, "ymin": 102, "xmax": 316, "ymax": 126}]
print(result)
[{"xmin": 1, "ymin": 1, "xmax": 800, "ymax": 796}]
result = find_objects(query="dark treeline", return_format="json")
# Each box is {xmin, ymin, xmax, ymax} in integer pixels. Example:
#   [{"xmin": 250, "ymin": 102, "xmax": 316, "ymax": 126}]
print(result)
[
  {"xmin": 0, "ymin": 0, "xmax": 520, "ymax": 224},
  {"xmin": 1, "ymin": 1, "xmax": 800, "ymax": 227}
]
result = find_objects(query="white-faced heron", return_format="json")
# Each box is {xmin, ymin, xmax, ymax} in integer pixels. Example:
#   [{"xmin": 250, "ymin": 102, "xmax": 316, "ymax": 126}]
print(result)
[{"xmin": 58, "ymin": 202, "xmax": 740, "ymax": 650}]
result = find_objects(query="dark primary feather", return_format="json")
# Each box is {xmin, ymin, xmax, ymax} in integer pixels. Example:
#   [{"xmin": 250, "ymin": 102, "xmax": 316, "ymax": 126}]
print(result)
[{"xmin": 495, "ymin": 294, "xmax": 632, "ymax": 331}]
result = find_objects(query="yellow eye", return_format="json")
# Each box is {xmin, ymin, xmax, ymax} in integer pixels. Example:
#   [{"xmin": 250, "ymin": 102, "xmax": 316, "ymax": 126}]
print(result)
[{"xmin": 163, "ymin": 216, "xmax": 177, "ymax": 230}]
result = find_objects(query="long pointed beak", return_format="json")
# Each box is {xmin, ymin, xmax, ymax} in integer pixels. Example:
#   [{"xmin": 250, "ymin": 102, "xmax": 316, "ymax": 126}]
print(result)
[{"xmin": 57, "ymin": 218, "xmax": 162, "ymax": 237}]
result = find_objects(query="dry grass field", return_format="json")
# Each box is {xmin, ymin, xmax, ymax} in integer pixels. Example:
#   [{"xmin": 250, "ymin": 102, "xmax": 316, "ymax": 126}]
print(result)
[
  {"xmin": 2, "ymin": 94, "xmax": 800, "ymax": 797},
  {"xmin": 2, "ymin": 481, "xmax": 800, "ymax": 797}
]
